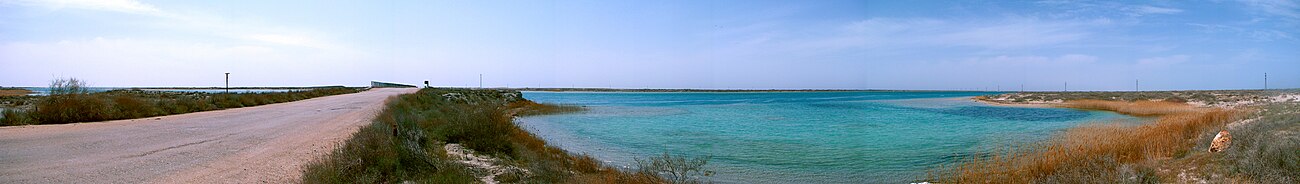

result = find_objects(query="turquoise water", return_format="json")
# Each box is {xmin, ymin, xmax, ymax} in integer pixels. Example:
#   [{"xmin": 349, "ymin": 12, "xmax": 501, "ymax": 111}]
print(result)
[{"xmin": 516, "ymin": 91, "xmax": 1139, "ymax": 183}]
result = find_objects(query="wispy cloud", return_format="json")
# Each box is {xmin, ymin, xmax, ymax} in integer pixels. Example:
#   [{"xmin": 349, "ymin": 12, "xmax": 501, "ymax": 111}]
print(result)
[
  {"xmin": 1187, "ymin": 23, "xmax": 1295, "ymax": 41},
  {"xmin": 1129, "ymin": 5, "xmax": 1183, "ymax": 15},
  {"xmin": 1237, "ymin": 0, "xmax": 1300, "ymax": 19},
  {"xmin": 1, "ymin": 0, "xmax": 343, "ymax": 50},
  {"xmin": 820, "ymin": 17, "xmax": 1104, "ymax": 49},
  {"xmin": 0, "ymin": 37, "xmax": 363, "ymax": 86},
  {"xmin": 2, "ymin": 0, "xmax": 161, "ymax": 15}
]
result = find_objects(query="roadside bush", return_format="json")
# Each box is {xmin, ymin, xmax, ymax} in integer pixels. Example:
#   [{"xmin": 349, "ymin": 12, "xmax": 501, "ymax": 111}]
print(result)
[
  {"xmin": 3, "ymin": 77, "xmax": 365, "ymax": 126},
  {"xmin": 1, "ymin": 109, "xmax": 34, "ymax": 126},
  {"xmin": 32, "ymin": 78, "xmax": 113, "ymax": 124},
  {"xmin": 112, "ymin": 95, "xmax": 158, "ymax": 119}
]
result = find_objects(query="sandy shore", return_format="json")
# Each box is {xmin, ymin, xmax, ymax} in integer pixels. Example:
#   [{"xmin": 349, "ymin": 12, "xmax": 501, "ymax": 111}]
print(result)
[{"xmin": 970, "ymin": 97, "xmax": 1062, "ymax": 108}]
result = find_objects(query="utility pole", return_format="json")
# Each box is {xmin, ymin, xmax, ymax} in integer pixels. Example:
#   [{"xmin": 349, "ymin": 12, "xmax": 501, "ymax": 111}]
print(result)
[
  {"xmin": 1135, "ymin": 79, "xmax": 1140, "ymax": 92},
  {"xmin": 225, "ymin": 72, "xmax": 230, "ymax": 93},
  {"xmin": 479, "ymin": 74, "xmax": 483, "ymax": 88},
  {"xmin": 1064, "ymin": 82, "xmax": 1068, "ymax": 92},
  {"xmin": 1264, "ymin": 73, "xmax": 1268, "ymax": 90}
]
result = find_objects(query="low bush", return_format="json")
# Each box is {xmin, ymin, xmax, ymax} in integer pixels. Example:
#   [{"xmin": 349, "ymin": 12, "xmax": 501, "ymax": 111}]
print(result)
[
  {"xmin": 1209, "ymin": 103, "xmax": 1300, "ymax": 182},
  {"xmin": 1, "ymin": 109, "xmax": 34, "ymax": 126}
]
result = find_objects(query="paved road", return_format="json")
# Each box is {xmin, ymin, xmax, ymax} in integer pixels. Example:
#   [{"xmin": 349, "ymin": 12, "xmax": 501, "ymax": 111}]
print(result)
[{"xmin": 0, "ymin": 88, "xmax": 417, "ymax": 183}]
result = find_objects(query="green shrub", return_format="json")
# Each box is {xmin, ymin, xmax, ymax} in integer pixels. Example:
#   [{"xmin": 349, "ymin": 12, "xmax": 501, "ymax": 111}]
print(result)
[
  {"xmin": 1213, "ymin": 103, "xmax": 1300, "ymax": 182},
  {"xmin": 30, "ymin": 78, "xmax": 107, "ymax": 124},
  {"xmin": 635, "ymin": 152, "xmax": 715, "ymax": 184},
  {"xmin": 1, "ymin": 109, "xmax": 34, "ymax": 126}
]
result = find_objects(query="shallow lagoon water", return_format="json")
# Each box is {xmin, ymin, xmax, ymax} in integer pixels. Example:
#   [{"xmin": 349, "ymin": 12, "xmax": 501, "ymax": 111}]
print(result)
[{"xmin": 517, "ymin": 91, "xmax": 1139, "ymax": 183}]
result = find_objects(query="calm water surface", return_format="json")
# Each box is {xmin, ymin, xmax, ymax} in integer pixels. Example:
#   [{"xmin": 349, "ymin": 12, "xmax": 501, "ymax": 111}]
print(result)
[{"xmin": 517, "ymin": 91, "xmax": 1138, "ymax": 183}]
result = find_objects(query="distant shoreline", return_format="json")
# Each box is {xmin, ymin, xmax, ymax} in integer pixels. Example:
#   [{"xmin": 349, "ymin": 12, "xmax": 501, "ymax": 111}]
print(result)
[
  {"xmin": 467, "ymin": 87, "xmax": 1296, "ymax": 93},
  {"xmin": 498, "ymin": 87, "xmax": 995, "ymax": 93}
]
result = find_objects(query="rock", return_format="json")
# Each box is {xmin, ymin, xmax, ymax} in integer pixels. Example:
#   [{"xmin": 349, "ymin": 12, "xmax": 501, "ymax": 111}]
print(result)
[{"xmin": 1208, "ymin": 130, "xmax": 1231, "ymax": 152}]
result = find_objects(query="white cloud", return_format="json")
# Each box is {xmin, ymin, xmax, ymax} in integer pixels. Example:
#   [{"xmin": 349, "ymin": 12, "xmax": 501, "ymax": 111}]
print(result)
[
  {"xmin": 0, "ymin": 38, "xmax": 367, "ymax": 86},
  {"xmin": 1130, "ymin": 5, "xmax": 1183, "ymax": 15},
  {"xmin": 2, "ymin": 0, "xmax": 161, "ymax": 15},
  {"xmin": 1, "ymin": 0, "xmax": 344, "ymax": 50}
]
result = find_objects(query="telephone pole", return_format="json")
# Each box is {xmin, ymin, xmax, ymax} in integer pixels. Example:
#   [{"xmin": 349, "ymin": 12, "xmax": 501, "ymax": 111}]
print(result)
[
  {"xmin": 225, "ymin": 72, "xmax": 230, "ymax": 93},
  {"xmin": 479, "ymin": 74, "xmax": 483, "ymax": 88},
  {"xmin": 1064, "ymin": 82, "xmax": 1068, "ymax": 92},
  {"xmin": 1264, "ymin": 73, "xmax": 1268, "ymax": 90},
  {"xmin": 1135, "ymin": 79, "xmax": 1140, "ymax": 92}
]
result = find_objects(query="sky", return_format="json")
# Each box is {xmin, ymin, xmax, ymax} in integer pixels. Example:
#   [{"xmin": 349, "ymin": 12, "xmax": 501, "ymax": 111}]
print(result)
[{"xmin": 0, "ymin": 0, "xmax": 1297, "ymax": 91}]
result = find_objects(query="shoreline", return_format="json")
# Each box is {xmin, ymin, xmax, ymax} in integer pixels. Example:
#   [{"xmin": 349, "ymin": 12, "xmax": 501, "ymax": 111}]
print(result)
[
  {"xmin": 511, "ymin": 87, "xmax": 997, "ymax": 93},
  {"xmin": 969, "ymin": 96, "xmax": 1062, "ymax": 108},
  {"xmin": 942, "ymin": 91, "xmax": 1300, "ymax": 183}
]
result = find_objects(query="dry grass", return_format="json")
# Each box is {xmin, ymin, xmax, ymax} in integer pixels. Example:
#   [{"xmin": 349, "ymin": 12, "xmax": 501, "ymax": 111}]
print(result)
[
  {"xmin": 936, "ymin": 100, "xmax": 1243, "ymax": 183},
  {"xmin": 0, "ymin": 89, "xmax": 32, "ymax": 96},
  {"xmin": 1060, "ymin": 99, "xmax": 1203, "ymax": 116}
]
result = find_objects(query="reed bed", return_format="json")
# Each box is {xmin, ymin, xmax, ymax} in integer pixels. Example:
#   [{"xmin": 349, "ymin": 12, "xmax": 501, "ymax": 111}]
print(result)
[
  {"xmin": 935, "ymin": 100, "xmax": 1243, "ymax": 183},
  {"xmin": 1060, "ymin": 99, "xmax": 1204, "ymax": 116}
]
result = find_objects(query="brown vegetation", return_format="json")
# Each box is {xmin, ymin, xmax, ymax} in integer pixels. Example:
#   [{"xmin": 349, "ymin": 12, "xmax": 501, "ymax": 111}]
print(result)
[
  {"xmin": 0, "ymin": 88, "xmax": 32, "ymax": 96},
  {"xmin": 936, "ymin": 100, "xmax": 1244, "ymax": 183},
  {"xmin": 1061, "ymin": 99, "xmax": 1204, "ymax": 116}
]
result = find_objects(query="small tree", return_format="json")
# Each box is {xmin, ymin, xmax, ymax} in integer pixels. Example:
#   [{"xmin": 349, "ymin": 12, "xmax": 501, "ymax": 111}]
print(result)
[
  {"xmin": 34, "ymin": 78, "xmax": 111, "ymax": 124},
  {"xmin": 635, "ymin": 152, "xmax": 714, "ymax": 184},
  {"xmin": 48, "ymin": 78, "xmax": 88, "ymax": 96}
]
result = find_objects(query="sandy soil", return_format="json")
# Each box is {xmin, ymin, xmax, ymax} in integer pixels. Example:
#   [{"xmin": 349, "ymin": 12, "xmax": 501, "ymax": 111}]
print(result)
[
  {"xmin": 0, "ymin": 88, "xmax": 417, "ymax": 184},
  {"xmin": 970, "ymin": 97, "xmax": 1062, "ymax": 108}
]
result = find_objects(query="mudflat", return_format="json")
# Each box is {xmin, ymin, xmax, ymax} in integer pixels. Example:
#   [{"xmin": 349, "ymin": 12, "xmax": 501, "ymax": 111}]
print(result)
[{"xmin": 0, "ymin": 88, "xmax": 417, "ymax": 183}]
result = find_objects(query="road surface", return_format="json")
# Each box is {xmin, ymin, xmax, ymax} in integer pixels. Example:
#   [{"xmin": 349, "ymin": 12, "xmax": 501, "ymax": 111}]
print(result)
[{"xmin": 0, "ymin": 88, "xmax": 417, "ymax": 183}]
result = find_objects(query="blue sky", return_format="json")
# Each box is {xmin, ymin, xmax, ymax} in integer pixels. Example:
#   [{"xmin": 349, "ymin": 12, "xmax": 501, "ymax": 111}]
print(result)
[{"xmin": 0, "ymin": 0, "xmax": 1296, "ymax": 91}]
